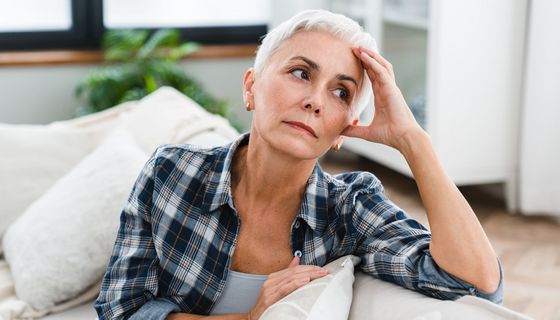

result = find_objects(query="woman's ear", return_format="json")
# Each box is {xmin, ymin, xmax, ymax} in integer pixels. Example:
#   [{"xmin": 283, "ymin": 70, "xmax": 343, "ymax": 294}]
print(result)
[
  {"xmin": 332, "ymin": 136, "xmax": 344, "ymax": 152},
  {"xmin": 242, "ymin": 68, "xmax": 256, "ymax": 104},
  {"xmin": 335, "ymin": 136, "xmax": 344, "ymax": 146}
]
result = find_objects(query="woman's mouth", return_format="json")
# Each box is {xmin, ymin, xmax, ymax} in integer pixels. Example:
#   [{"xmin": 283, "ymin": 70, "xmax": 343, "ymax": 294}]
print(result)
[{"xmin": 283, "ymin": 121, "xmax": 318, "ymax": 138}]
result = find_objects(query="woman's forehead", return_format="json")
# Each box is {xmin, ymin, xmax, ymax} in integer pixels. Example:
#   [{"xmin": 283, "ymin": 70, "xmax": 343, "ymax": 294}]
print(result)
[{"xmin": 270, "ymin": 30, "xmax": 364, "ymax": 81}]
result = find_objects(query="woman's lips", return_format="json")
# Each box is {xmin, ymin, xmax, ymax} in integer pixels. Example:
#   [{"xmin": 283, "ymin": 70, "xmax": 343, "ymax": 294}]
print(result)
[{"xmin": 283, "ymin": 121, "xmax": 317, "ymax": 138}]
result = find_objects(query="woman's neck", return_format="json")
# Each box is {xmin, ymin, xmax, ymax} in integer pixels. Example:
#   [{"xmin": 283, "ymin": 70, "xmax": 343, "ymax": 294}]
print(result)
[{"xmin": 231, "ymin": 132, "xmax": 316, "ymax": 213}]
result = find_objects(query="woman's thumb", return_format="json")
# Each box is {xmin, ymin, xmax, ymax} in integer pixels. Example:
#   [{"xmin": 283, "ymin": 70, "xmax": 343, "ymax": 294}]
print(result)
[
  {"xmin": 289, "ymin": 255, "xmax": 300, "ymax": 268},
  {"xmin": 341, "ymin": 123, "xmax": 368, "ymax": 139}
]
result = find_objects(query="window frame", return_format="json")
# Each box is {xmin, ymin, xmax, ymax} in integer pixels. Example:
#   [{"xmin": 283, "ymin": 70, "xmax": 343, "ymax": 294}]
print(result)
[{"xmin": 0, "ymin": 0, "xmax": 266, "ymax": 51}]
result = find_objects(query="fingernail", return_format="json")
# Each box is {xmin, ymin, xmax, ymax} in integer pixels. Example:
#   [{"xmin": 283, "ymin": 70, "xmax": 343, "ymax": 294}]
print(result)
[{"xmin": 352, "ymin": 119, "xmax": 359, "ymax": 126}]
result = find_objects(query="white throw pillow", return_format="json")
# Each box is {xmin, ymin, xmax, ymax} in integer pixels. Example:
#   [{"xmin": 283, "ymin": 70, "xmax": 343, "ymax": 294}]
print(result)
[
  {"xmin": 2, "ymin": 129, "xmax": 148, "ymax": 311},
  {"xmin": 120, "ymin": 87, "xmax": 239, "ymax": 153},
  {"xmin": 0, "ymin": 125, "xmax": 102, "ymax": 241},
  {"xmin": 260, "ymin": 255, "xmax": 360, "ymax": 320}
]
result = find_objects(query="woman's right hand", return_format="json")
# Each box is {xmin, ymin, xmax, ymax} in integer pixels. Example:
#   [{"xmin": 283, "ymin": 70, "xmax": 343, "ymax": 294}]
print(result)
[{"xmin": 247, "ymin": 256, "xmax": 329, "ymax": 319}]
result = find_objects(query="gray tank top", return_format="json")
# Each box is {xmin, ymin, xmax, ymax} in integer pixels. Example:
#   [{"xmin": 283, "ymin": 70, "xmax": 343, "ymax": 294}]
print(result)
[{"xmin": 210, "ymin": 270, "xmax": 268, "ymax": 315}]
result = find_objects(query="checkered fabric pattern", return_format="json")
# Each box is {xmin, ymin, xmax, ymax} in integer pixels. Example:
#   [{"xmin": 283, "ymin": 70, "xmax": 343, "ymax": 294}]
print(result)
[{"xmin": 95, "ymin": 133, "xmax": 503, "ymax": 319}]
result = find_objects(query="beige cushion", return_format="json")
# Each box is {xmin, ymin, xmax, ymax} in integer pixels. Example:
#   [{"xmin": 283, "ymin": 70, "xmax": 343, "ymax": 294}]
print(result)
[{"xmin": 2, "ymin": 130, "xmax": 148, "ymax": 311}]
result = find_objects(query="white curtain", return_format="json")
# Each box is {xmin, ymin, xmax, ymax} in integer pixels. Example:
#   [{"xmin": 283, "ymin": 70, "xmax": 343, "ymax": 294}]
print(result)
[{"xmin": 518, "ymin": 0, "xmax": 560, "ymax": 216}]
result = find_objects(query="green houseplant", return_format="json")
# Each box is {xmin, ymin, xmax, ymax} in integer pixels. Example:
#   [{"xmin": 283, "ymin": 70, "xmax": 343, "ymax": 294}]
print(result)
[{"xmin": 75, "ymin": 29, "xmax": 228, "ymax": 118}]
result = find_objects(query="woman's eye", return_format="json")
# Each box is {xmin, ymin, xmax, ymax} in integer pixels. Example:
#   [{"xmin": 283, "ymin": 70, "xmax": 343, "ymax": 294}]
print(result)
[
  {"xmin": 334, "ymin": 88, "xmax": 350, "ymax": 102},
  {"xmin": 291, "ymin": 69, "xmax": 309, "ymax": 80}
]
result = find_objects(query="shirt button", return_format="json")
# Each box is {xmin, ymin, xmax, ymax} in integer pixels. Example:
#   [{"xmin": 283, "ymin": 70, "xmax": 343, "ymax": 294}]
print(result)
[
  {"xmin": 294, "ymin": 250, "xmax": 303, "ymax": 258},
  {"xmin": 294, "ymin": 220, "xmax": 301, "ymax": 229}
]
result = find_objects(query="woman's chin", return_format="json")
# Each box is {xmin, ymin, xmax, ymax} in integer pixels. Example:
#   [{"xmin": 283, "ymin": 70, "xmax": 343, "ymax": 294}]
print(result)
[
  {"xmin": 252, "ymin": 126, "xmax": 329, "ymax": 160},
  {"xmin": 271, "ymin": 136, "xmax": 325, "ymax": 160}
]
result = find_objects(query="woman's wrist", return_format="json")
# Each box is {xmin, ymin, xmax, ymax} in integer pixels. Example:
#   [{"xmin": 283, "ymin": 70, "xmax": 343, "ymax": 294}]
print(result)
[{"xmin": 394, "ymin": 127, "xmax": 431, "ymax": 160}]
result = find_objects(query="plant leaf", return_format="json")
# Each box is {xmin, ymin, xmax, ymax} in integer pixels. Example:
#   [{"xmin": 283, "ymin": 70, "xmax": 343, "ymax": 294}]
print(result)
[
  {"xmin": 76, "ymin": 28, "xmax": 229, "ymax": 119},
  {"xmin": 144, "ymin": 73, "xmax": 158, "ymax": 93},
  {"xmin": 138, "ymin": 29, "xmax": 180, "ymax": 59},
  {"xmin": 102, "ymin": 29, "xmax": 148, "ymax": 61},
  {"xmin": 168, "ymin": 42, "xmax": 200, "ymax": 61},
  {"xmin": 105, "ymin": 48, "xmax": 133, "ymax": 61},
  {"xmin": 118, "ymin": 88, "xmax": 147, "ymax": 104}
]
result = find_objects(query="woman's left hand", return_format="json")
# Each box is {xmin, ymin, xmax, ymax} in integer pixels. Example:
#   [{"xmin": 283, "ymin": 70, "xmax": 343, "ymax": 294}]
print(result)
[{"xmin": 342, "ymin": 47, "xmax": 424, "ymax": 151}]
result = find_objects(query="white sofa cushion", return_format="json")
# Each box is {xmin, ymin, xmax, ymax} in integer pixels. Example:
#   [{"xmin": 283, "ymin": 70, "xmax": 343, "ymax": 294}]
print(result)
[
  {"xmin": 349, "ymin": 271, "xmax": 531, "ymax": 320},
  {"xmin": 2, "ymin": 129, "xmax": 148, "ymax": 311}
]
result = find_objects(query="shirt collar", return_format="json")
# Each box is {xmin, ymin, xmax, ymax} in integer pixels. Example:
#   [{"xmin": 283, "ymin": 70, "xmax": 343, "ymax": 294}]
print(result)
[
  {"xmin": 205, "ymin": 132, "xmax": 249, "ymax": 213},
  {"xmin": 204, "ymin": 132, "xmax": 332, "ymax": 234}
]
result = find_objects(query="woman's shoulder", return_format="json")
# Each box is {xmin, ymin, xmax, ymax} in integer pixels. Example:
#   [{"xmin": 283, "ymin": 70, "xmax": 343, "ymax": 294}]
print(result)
[
  {"xmin": 153, "ymin": 142, "xmax": 224, "ymax": 157},
  {"xmin": 324, "ymin": 169, "xmax": 384, "ymax": 197},
  {"xmin": 148, "ymin": 142, "xmax": 229, "ymax": 172}
]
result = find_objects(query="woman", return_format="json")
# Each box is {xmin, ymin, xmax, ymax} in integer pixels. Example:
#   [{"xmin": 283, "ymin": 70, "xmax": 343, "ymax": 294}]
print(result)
[{"xmin": 95, "ymin": 9, "xmax": 503, "ymax": 320}]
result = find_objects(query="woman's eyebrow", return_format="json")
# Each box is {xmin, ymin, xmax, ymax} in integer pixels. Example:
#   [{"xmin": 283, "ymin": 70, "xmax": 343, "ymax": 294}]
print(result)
[
  {"xmin": 337, "ymin": 74, "xmax": 358, "ymax": 88},
  {"xmin": 289, "ymin": 56, "xmax": 320, "ymax": 71},
  {"xmin": 289, "ymin": 55, "xmax": 358, "ymax": 87}
]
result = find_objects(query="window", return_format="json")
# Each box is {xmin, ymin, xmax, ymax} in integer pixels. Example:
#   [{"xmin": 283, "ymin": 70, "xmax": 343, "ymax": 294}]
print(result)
[
  {"xmin": 0, "ymin": 0, "xmax": 268, "ymax": 51},
  {"xmin": 104, "ymin": 0, "xmax": 269, "ymax": 28},
  {"xmin": 0, "ymin": 0, "xmax": 72, "ymax": 32}
]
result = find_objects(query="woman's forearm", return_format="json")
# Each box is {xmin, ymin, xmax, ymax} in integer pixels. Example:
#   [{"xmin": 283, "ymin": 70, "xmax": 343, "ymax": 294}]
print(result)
[
  {"xmin": 167, "ymin": 313, "xmax": 248, "ymax": 320},
  {"xmin": 396, "ymin": 129, "xmax": 500, "ymax": 293}
]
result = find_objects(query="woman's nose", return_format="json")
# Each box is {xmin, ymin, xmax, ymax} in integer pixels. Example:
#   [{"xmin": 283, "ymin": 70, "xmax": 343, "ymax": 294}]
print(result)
[{"xmin": 304, "ymin": 102, "xmax": 321, "ymax": 114}]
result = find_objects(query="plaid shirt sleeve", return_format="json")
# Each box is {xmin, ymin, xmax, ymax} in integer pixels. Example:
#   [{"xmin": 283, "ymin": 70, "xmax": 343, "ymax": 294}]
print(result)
[
  {"xmin": 94, "ymin": 148, "xmax": 180, "ymax": 320},
  {"xmin": 352, "ymin": 179, "xmax": 504, "ymax": 304}
]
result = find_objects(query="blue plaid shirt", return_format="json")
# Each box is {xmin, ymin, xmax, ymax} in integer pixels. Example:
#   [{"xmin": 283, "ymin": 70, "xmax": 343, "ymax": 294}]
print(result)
[{"xmin": 95, "ymin": 133, "xmax": 503, "ymax": 320}]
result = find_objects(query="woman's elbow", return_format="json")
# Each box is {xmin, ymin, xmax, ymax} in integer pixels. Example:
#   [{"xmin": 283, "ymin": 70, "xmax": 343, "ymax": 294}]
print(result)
[{"xmin": 474, "ymin": 261, "xmax": 502, "ymax": 294}]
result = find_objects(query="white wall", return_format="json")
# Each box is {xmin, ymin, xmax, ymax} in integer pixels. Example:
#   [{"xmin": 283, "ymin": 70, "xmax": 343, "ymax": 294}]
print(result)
[
  {"xmin": 0, "ymin": 58, "xmax": 255, "ymax": 130},
  {"xmin": 518, "ymin": 0, "xmax": 560, "ymax": 216}
]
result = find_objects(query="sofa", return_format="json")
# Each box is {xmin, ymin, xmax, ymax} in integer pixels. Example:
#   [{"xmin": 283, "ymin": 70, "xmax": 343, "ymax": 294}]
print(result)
[{"xmin": 0, "ymin": 87, "xmax": 531, "ymax": 319}]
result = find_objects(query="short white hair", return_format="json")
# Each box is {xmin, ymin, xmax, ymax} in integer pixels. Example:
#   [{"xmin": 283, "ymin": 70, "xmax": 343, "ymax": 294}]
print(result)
[{"xmin": 254, "ymin": 9, "xmax": 378, "ymax": 119}]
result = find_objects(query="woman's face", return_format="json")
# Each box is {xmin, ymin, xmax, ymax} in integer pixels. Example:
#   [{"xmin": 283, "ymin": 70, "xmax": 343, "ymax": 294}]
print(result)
[{"xmin": 245, "ymin": 30, "xmax": 364, "ymax": 160}]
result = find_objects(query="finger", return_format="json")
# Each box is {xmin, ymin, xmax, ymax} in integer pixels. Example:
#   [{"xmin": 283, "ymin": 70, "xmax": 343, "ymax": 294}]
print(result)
[
  {"xmin": 263, "ymin": 275, "xmax": 309, "ymax": 303},
  {"xmin": 359, "ymin": 47, "xmax": 391, "ymax": 69},
  {"xmin": 268, "ymin": 264, "xmax": 327, "ymax": 282},
  {"xmin": 263, "ymin": 270, "xmax": 329, "ymax": 309},
  {"xmin": 352, "ymin": 47, "xmax": 379, "ymax": 81},
  {"xmin": 265, "ymin": 270, "xmax": 329, "ymax": 288},
  {"xmin": 257, "ymin": 276, "xmax": 309, "ymax": 311},
  {"xmin": 274, "ymin": 276, "xmax": 311, "ymax": 299},
  {"xmin": 341, "ymin": 124, "xmax": 371, "ymax": 139},
  {"xmin": 288, "ymin": 256, "xmax": 300, "ymax": 268},
  {"xmin": 266, "ymin": 266, "xmax": 327, "ymax": 288},
  {"xmin": 270, "ymin": 264, "xmax": 326, "ymax": 277},
  {"xmin": 359, "ymin": 51, "xmax": 391, "ymax": 84},
  {"xmin": 358, "ymin": 47, "xmax": 395, "ymax": 79}
]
